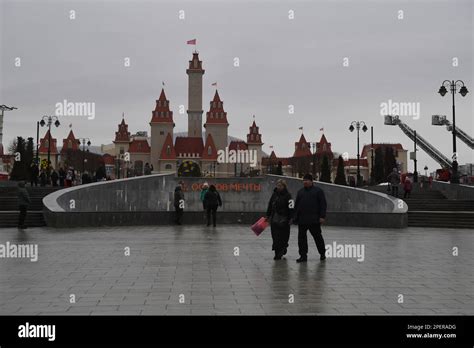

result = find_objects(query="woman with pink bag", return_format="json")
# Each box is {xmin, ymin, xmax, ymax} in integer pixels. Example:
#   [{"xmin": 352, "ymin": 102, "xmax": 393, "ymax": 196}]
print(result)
[{"xmin": 265, "ymin": 179, "xmax": 293, "ymax": 260}]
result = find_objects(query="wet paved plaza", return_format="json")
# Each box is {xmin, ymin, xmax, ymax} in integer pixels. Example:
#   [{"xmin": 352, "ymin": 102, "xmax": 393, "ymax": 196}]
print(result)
[{"xmin": 0, "ymin": 224, "xmax": 472, "ymax": 315}]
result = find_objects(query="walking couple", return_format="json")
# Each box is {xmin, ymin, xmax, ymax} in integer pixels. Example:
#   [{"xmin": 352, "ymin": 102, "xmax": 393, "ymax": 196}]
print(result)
[{"xmin": 265, "ymin": 174, "xmax": 327, "ymax": 263}]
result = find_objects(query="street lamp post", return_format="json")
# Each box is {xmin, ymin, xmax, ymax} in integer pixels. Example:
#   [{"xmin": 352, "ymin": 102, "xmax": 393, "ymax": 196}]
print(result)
[
  {"xmin": 0, "ymin": 105, "xmax": 18, "ymax": 169},
  {"xmin": 77, "ymin": 138, "xmax": 91, "ymax": 173},
  {"xmin": 370, "ymin": 126, "xmax": 374, "ymax": 185},
  {"xmin": 310, "ymin": 142, "xmax": 317, "ymax": 179},
  {"xmin": 413, "ymin": 130, "xmax": 418, "ymax": 183},
  {"xmin": 349, "ymin": 121, "xmax": 368, "ymax": 187},
  {"xmin": 39, "ymin": 115, "xmax": 60, "ymax": 181},
  {"xmin": 438, "ymin": 80, "xmax": 469, "ymax": 184}
]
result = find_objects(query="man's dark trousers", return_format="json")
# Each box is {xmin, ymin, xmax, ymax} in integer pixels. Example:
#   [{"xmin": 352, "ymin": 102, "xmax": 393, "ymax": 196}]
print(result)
[{"xmin": 298, "ymin": 223, "xmax": 325, "ymax": 257}]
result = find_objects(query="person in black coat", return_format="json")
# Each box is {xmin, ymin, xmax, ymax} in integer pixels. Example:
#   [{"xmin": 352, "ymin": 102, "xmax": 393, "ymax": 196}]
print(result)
[
  {"xmin": 203, "ymin": 185, "xmax": 222, "ymax": 227},
  {"xmin": 51, "ymin": 170, "xmax": 59, "ymax": 186},
  {"xmin": 17, "ymin": 181, "xmax": 31, "ymax": 229},
  {"xmin": 266, "ymin": 179, "xmax": 293, "ymax": 260},
  {"xmin": 58, "ymin": 167, "xmax": 66, "ymax": 187},
  {"xmin": 293, "ymin": 173, "xmax": 327, "ymax": 263},
  {"xmin": 174, "ymin": 182, "xmax": 185, "ymax": 225}
]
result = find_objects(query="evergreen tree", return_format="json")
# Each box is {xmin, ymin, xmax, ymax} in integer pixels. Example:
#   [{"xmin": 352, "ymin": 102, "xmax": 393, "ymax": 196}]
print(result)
[
  {"xmin": 10, "ymin": 136, "xmax": 26, "ymax": 180},
  {"xmin": 320, "ymin": 155, "xmax": 331, "ymax": 183},
  {"xmin": 25, "ymin": 137, "xmax": 34, "ymax": 181},
  {"xmin": 384, "ymin": 146, "xmax": 397, "ymax": 181},
  {"xmin": 334, "ymin": 155, "xmax": 347, "ymax": 185},
  {"xmin": 373, "ymin": 147, "xmax": 384, "ymax": 184}
]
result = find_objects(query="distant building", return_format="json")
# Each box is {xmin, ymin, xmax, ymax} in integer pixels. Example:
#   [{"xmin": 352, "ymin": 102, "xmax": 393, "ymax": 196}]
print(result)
[
  {"xmin": 111, "ymin": 51, "xmax": 264, "ymax": 177},
  {"xmin": 360, "ymin": 143, "xmax": 408, "ymax": 174}
]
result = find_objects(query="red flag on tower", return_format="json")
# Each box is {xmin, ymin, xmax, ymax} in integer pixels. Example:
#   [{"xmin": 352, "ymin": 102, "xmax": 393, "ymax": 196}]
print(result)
[{"xmin": 187, "ymin": 39, "xmax": 196, "ymax": 45}]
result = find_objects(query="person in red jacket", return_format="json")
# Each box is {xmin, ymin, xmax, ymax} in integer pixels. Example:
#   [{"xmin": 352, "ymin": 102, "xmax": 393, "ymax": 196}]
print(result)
[{"xmin": 403, "ymin": 177, "xmax": 413, "ymax": 198}]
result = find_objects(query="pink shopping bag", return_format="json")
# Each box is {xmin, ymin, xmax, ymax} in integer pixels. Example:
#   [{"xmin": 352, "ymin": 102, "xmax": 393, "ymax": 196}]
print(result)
[{"xmin": 251, "ymin": 217, "xmax": 269, "ymax": 236}]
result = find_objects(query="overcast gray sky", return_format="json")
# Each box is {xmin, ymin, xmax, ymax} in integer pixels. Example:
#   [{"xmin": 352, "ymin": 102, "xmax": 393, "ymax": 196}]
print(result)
[{"xmin": 1, "ymin": 0, "xmax": 472, "ymax": 172}]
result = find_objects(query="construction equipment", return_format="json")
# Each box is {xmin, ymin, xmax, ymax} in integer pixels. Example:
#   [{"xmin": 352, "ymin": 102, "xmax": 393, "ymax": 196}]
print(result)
[
  {"xmin": 432, "ymin": 115, "xmax": 474, "ymax": 149},
  {"xmin": 384, "ymin": 115, "xmax": 452, "ymax": 168}
]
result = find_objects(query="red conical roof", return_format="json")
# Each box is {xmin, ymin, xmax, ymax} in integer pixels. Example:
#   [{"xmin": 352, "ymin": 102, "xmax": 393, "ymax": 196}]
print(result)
[
  {"xmin": 186, "ymin": 52, "xmax": 205, "ymax": 73},
  {"xmin": 38, "ymin": 130, "xmax": 58, "ymax": 154},
  {"xmin": 316, "ymin": 133, "xmax": 332, "ymax": 154},
  {"xmin": 246, "ymin": 120, "xmax": 263, "ymax": 145},
  {"xmin": 159, "ymin": 133, "xmax": 176, "ymax": 160},
  {"xmin": 150, "ymin": 88, "xmax": 174, "ymax": 124},
  {"xmin": 202, "ymin": 134, "xmax": 218, "ymax": 160},
  {"xmin": 114, "ymin": 117, "xmax": 131, "ymax": 143},
  {"xmin": 61, "ymin": 130, "xmax": 79, "ymax": 153},
  {"xmin": 293, "ymin": 133, "xmax": 311, "ymax": 157},
  {"xmin": 205, "ymin": 90, "xmax": 228, "ymax": 125}
]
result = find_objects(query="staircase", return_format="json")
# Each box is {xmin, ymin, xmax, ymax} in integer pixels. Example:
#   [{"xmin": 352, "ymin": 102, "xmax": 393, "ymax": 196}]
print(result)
[
  {"xmin": 368, "ymin": 184, "xmax": 474, "ymax": 229},
  {"xmin": 0, "ymin": 186, "xmax": 61, "ymax": 227}
]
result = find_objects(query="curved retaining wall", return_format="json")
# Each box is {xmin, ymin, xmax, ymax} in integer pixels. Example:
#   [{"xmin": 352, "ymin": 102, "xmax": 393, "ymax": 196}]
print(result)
[{"xmin": 43, "ymin": 173, "xmax": 407, "ymax": 228}]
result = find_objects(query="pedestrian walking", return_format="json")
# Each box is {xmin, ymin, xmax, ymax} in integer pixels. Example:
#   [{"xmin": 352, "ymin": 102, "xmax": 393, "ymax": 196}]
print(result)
[
  {"xmin": 403, "ymin": 177, "xmax": 412, "ymax": 198},
  {"xmin": 51, "ymin": 169, "xmax": 59, "ymax": 187},
  {"xmin": 294, "ymin": 174, "xmax": 327, "ymax": 263},
  {"xmin": 17, "ymin": 181, "xmax": 31, "ymax": 229},
  {"xmin": 387, "ymin": 168, "xmax": 400, "ymax": 197},
  {"xmin": 174, "ymin": 181, "xmax": 185, "ymax": 225},
  {"xmin": 58, "ymin": 167, "xmax": 66, "ymax": 187},
  {"xmin": 29, "ymin": 162, "xmax": 39, "ymax": 187},
  {"xmin": 203, "ymin": 185, "xmax": 222, "ymax": 227},
  {"xmin": 200, "ymin": 182, "xmax": 209, "ymax": 210},
  {"xmin": 266, "ymin": 179, "xmax": 293, "ymax": 260},
  {"xmin": 39, "ymin": 170, "xmax": 47, "ymax": 187}
]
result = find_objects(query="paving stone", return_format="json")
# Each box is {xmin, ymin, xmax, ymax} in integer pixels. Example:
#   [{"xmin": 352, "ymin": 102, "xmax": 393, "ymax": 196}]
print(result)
[{"xmin": 0, "ymin": 225, "xmax": 472, "ymax": 315}]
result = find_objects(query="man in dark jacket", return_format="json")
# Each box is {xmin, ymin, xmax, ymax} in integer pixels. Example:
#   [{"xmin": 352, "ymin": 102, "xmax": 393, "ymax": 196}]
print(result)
[
  {"xmin": 17, "ymin": 181, "xmax": 31, "ymax": 229},
  {"xmin": 203, "ymin": 184, "xmax": 222, "ymax": 227},
  {"xmin": 30, "ymin": 162, "xmax": 39, "ymax": 187},
  {"xmin": 294, "ymin": 173, "xmax": 327, "ymax": 263},
  {"xmin": 174, "ymin": 181, "xmax": 185, "ymax": 225}
]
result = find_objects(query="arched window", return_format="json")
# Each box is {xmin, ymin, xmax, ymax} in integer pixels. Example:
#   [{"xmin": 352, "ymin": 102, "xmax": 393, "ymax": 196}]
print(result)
[
  {"xmin": 165, "ymin": 164, "xmax": 172, "ymax": 170},
  {"xmin": 166, "ymin": 145, "xmax": 171, "ymax": 155},
  {"xmin": 68, "ymin": 140, "xmax": 72, "ymax": 149},
  {"xmin": 208, "ymin": 146, "xmax": 212, "ymax": 155}
]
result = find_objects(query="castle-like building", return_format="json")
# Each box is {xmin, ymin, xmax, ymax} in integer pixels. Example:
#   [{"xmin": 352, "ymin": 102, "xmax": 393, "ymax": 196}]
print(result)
[{"xmin": 112, "ymin": 51, "xmax": 264, "ymax": 177}]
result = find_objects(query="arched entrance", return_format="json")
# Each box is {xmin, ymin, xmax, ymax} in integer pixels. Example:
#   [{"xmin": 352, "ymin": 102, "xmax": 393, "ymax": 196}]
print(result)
[{"xmin": 177, "ymin": 160, "xmax": 201, "ymax": 177}]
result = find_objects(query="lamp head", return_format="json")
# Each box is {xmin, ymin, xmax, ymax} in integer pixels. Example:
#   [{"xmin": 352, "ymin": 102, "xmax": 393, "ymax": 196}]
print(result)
[
  {"xmin": 362, "ymin": 124, "xmax": 368, "ymax": 132},
  {"xmin": 459, "ymin": 85, "xmax": 469, "ymax": 97},
  {"xmin": 54, "ymin": 120, "xmax": 60, "ymax": 127},
  {"xmin": 349, "ymin": 124, "xmax": 355, "ymax": 132},
  {"xmin": 438, "ymin": 85, "xmax": 448, "ymax": 97},
  {"xmin": 39, "ymin": 119, "xmax": 46, "ymax": 127}
]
